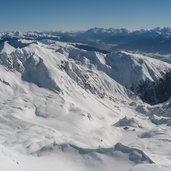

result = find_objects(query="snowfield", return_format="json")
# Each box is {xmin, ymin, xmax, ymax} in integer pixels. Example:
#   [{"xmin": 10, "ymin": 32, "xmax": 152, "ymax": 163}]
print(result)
[{"xmin": 0, "ymin": 37, "xmax": 171, "ymax": 171}]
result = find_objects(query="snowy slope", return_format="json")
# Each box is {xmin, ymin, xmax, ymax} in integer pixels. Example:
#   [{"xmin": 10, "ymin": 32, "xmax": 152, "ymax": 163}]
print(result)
[
  {"xmin": 0, "ymin": 39, "xmax": 171, "ymax": 171},
  {"xmin": 57, "ymin": 45, "xmax": 171, "ymax": 88}
]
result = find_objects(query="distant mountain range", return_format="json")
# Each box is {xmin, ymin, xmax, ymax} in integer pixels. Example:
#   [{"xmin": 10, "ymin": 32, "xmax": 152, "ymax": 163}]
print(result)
[{"xmin": 1, "ymin": 27, "xmax": 171, "ymax": 54}]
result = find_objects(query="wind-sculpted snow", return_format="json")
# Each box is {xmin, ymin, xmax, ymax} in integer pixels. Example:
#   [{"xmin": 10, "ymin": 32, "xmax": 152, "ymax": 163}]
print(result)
[
  {"xmin": 114, "ymin": 116, "xmax": 142, "ymax": 128},
  {"xmin": 0, "ymin": 39, "xmax": 171, "ymax": 171},
  {"xmin": 32, "ymin": 142, "xmax": 153, "ymax": 164}
]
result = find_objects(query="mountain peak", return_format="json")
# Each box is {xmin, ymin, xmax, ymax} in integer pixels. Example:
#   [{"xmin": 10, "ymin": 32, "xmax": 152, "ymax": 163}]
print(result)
[{"xmin": 0, "ymin": 41, "xmax": 15, "ymax": 54}]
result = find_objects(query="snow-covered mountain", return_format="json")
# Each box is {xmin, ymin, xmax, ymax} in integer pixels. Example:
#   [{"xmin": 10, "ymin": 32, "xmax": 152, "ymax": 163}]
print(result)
[
  {"xmin": 0, "ymin": 36, "xmax": 171, "ymax": 171},
  {"xmin": 56, "ymin": 44, "xmax": 171, "ymax": 103},
  {"xmin": 1, "ymin": 27, "xmax": 171, "ymax": 54}
]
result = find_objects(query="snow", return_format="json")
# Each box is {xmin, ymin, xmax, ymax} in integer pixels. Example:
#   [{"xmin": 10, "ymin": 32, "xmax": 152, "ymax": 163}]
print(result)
[
  {"xmin": 0, "ymin": 38, "xmax": 171, "ymax": 171},
  {"xmin": 0, "ymin": 42, "xmax": 16, "ymax": 54},
  {"xmin": 105, "ymin": 51, "xmax": 171, "ymax": 88},
  {"xmin": 57, "ymin": 45, "xmax": 171, "ymax": 88}
]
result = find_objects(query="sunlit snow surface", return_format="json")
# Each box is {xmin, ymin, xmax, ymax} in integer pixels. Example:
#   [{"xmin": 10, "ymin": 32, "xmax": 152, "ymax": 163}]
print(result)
[{"xmin": 0, "ymin": 39, "xmax": 171, "ymax": 171}]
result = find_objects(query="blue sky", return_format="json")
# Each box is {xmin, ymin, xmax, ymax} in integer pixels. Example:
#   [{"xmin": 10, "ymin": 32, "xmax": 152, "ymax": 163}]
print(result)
[{"xmin": 0, "ymin": 0, "xmax": 171, "ymax": 31}]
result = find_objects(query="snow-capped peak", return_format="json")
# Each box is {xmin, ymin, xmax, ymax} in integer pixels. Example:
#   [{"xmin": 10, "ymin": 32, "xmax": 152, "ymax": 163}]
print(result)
[{"xmin": 0, "ymin": 41, "xmax": 16, "ymax": 54}]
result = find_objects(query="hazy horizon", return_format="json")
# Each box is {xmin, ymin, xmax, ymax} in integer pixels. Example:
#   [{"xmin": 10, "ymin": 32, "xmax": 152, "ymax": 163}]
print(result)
[{"xmin": 1, "ymin": 26, "xmax": 171, "ymax": 33}]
